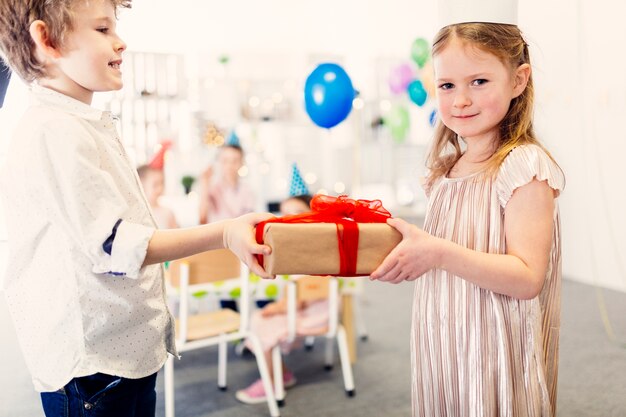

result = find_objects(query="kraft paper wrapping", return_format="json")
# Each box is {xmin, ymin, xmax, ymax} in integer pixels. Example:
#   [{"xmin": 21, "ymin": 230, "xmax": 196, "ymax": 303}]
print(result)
[{"xmin": 261, "ymin": 222, "xmax": 402, "ymax": 276}]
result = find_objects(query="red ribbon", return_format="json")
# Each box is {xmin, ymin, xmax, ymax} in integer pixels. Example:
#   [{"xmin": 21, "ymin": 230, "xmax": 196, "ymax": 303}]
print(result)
[{"xmin": 255, "ymin": 195, "xmax": 392, "ymax": 276}]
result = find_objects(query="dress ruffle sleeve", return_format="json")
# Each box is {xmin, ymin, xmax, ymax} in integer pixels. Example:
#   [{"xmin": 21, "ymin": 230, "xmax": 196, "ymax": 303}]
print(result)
[{"xmin": 495, "ymin": 144, "xmax": 565, "ymax": 208}]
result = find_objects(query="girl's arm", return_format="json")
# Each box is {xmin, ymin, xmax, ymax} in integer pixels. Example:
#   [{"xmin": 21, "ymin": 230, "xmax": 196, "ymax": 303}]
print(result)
[
  {"xmin": 371, "ymin": 179, "xmax": 555, "ymax": 300},
  {"xmin": 143, "ymin": 212, "xmax": 274, "ymax": 278}
]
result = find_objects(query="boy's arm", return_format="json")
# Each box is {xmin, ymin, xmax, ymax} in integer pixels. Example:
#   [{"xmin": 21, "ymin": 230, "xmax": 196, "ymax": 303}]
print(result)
[
  {"xmin": 143, "ymin": 213, "xmax": 273, "ymax": 278},
  {"xmin": 35, "ymin": 120, "xmax": 273, "ymax": 279}
]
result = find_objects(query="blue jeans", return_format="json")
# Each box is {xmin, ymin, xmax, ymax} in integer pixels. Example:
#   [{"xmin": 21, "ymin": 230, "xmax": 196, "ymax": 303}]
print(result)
[{"xmin": 40, "ymin": 372, "xmax": 157, "ymax": 417}]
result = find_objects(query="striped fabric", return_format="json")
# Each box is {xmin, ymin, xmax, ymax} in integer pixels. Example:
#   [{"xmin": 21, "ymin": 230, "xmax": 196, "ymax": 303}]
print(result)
[{"xmin": 412, "ymin": 145, "xmax": 564, "ymax": 417}]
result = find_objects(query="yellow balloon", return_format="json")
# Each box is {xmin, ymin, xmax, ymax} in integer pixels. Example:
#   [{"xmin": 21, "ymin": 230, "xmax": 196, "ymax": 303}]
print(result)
[{"xmin": 420, "ymin": 61, "xmax": 436, "ymax": 98}]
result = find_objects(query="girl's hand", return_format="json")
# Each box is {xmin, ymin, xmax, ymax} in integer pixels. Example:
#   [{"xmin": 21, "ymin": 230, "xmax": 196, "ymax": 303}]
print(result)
[
  {"xmin": 370, "ymin": 217, "xmax": 441, "ymax": 284},
  {"xmin": 223, "ymin": 213, "xmax": 276, "ymax": 279}
]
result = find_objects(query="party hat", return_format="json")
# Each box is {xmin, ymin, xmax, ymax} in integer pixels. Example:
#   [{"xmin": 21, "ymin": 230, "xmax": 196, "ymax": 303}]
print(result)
[
  {"xmin": 438, "ymin": 0, "xmax": 518, "ymax": 29},
  {"xmin": 289, "ymin": 163, "xmax": 309, "ymax": 196},
  {"xmin": 225, "ymin": 129, "xmax": 241, "ymax": 147},
  {"xmin": 148, "ymin": 140, "xmax": 172, "ymax": 170}
]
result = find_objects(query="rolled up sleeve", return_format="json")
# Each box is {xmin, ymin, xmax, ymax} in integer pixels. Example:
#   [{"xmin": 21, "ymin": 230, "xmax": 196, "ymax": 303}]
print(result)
[{"xmin": 101, "ymin": 220, "xmax": 155, "ymax": 278}]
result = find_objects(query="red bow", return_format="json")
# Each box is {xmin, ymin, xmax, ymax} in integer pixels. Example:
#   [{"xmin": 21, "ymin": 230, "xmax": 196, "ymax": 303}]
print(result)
[{"xmin": 256, "ymin": 195, "xmax": 392, "ymax": 276}]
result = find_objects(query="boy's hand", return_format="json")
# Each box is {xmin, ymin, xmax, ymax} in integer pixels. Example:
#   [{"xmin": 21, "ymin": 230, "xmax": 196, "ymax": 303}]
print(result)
[{"xmin": 223, "ymin": 213, "xmax": 276, "ymax": 279}]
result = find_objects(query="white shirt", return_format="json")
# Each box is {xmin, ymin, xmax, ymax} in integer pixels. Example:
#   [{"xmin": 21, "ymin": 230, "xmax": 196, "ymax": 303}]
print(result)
[{"xmin": 0, "ymin": 85, "xmax": 176, "ymax": 392}]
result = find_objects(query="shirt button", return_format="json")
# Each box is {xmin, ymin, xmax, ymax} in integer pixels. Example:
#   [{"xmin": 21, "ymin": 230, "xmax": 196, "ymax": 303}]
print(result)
[{"xmin": 84, "ymin": 403, "xmax": 93, "ymax": 409}]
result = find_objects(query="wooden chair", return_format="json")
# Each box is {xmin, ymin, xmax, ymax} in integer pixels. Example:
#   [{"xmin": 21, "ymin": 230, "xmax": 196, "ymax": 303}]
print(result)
[
  {"xmin": 271, "ymin": 275, "xmax": 355, "ymax": 407},
  {"xmin": 164, "ymin": 249, "xmax": 280, "ymax": 417}
]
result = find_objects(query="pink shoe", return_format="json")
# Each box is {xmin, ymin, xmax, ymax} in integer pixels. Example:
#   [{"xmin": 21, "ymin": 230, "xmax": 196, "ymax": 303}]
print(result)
[
  {"xmin": 235, "ymin": 373, "xmax": 298, "ymax": 405},
  {"xmin": 236, "ymin": 379, "xmax": 268, "ymax": 405},
  {"xmin": 283, "ymin": 370, "xmax": 297, "ymax": 389}
]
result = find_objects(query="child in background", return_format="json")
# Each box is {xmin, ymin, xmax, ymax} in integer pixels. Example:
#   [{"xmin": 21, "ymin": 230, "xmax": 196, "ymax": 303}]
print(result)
[
  {"xmin": 0, "ymin": 1, "xmax": 272, "ymax": 416},
  {"xmin": 199, "ymin": 143, "xmax": 256, "ymax": 224},
  {"xmin": 236, "ymin": 194, "xmax": 332, "ymax": 405},
  {"xmin": 371, "ymin": 2, "xmax": 565, "ymax": 416},
  {"xmin": 199, "ymin": 142, "xmax": 257, "ymax": 311},
  {"xmin": 137, "ymin": 164, "xmax": 179, "ymax": 229}
]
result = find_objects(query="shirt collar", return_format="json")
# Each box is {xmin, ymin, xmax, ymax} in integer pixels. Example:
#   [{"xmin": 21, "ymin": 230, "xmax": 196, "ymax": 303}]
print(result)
[{"xmin": 30, "ymin": 84, "xmax": 105, "ymax": 121}]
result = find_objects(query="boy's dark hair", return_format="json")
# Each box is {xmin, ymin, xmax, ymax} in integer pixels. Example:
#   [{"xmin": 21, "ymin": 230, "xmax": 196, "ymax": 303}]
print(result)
[
  {"xmin": 289, "ymin": 194, "xmax": 313, "ymax": 208},
  {"xmin": 220, "ymin": 144, "xmax": 244, "ymax": 155},
  {"xmin": 0, "ymin": 0, "xmax": 132, "ymax": 82}
]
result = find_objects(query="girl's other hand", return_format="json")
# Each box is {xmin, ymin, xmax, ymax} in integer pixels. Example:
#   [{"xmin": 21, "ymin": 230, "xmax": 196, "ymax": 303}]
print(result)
[
  {"xmin": 370, "ymin": 217, "xmax": 441, "ymax": 284},
  {"xmin": 223, "ymin": 212, "xmax": 276, "ymax": 279}
]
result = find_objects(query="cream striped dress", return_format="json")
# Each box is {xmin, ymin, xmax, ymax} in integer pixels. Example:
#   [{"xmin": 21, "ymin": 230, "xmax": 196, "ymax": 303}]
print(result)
[{"xmin": 412, "ymin": 145, "xmax": 564, "ymax": 417}]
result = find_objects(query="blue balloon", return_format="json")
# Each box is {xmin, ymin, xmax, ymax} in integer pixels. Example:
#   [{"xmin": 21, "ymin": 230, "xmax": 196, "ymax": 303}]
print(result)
[
  {"xmin": 304, "ymin": 63, "xmax": 355, "ymax": 129},
  {"xmin": 407, "ymin": 80, "xmax": 428, "ymax": 107},
  {"xmin": 429, "ymin": 109, "xmax": 438, "ymax": 127}
]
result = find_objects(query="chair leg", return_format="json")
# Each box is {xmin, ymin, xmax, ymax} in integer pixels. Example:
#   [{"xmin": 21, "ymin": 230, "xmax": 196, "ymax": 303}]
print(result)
[
  {"xmin": 248, "ymin": 335, "xmax": 281, "ymax": 417},
  {"xmin": 218, "ymin": 337, "xmax": 228, "ymax": 391},
  {"xmin": 164, "ymin": 355, "xmax": 175, "ymax": 417},
  {"xmin": 324, "ymin": 336, "xmax": 334, "ymax": 371},
  {"xmin": 354, "ymin": 295, "xmax": 369, "ymax": 341},
  {"xmin": 304, "ymin": 336, "xmax": 315, "ymax": 351},
  {"xmin": 272, "ymin": 346, "xmax": 285, "ymax": 407},
  {"xmin": 337, "ymin": 326, "xmax": 356, "ymax": 397},
  {"xmin": 235, "ymin": 339, "xmax": 246, "ymax": 356}
]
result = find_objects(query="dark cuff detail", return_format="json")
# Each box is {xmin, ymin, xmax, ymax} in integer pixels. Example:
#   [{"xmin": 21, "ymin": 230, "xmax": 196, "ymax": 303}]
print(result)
[{"xmin": 102, "ymin": 219, "xmax": 123, "ymax": 255}]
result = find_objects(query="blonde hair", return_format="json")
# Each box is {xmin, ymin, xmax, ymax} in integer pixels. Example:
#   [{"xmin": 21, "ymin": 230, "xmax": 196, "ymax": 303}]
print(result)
[
  {"xmin": 426, "ymin": 23, "xmax": 559, "ymax": 185},
  {"xmin": 0, "ymin": 0, "xmax": 131, "ymax": 82}
]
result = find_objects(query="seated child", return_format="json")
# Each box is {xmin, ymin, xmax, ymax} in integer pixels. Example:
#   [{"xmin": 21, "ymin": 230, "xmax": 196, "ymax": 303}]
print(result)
[
  {"xmin": 236, "ymin": 194, "xmax": 332, "ymax": 404},
  {"xmin": 137, "ymin": 164, "xmax": 179, "ymax": 229}
]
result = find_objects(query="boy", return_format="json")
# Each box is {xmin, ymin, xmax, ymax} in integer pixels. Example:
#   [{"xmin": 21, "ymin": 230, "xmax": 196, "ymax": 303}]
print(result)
[{"xmin": 0, "ymin": 1, "xmax": 272, "ymax": 416}]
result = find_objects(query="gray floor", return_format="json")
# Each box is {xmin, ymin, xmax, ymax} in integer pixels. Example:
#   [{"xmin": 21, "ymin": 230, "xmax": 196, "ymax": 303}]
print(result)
[{"xmin": 1, "ymin": 278, "xmax": 626, "ymax": 417}]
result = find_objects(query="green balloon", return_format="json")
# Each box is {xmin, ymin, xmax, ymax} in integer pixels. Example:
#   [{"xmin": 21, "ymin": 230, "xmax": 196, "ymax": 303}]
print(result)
[
  {"xmin": 384, "ymin": 104, "xmax": 410, "ymax": 143},
  {"xmin": 411, "ymin": 38, "xmax": 430, "ymax": 68}
]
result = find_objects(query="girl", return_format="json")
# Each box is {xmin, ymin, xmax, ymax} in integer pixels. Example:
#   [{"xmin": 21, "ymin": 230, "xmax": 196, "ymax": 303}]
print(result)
[{"xmin": 371, "ymin": 21, "xmax": 564, "ymax": 417}]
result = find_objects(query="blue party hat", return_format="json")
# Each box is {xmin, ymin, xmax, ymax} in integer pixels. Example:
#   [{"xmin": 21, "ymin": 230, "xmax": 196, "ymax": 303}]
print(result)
[
  {"xmin": 289, "ymin": 163, "xmax": 309, "ymax": 196},
  {"xmin": 226, "ymin": 130, "xmax": 241, "ymax": 147}
]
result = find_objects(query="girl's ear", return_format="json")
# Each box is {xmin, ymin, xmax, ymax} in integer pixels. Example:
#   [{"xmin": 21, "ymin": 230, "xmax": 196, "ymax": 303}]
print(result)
[
  {"xmin": 29, "ymin": 20, "xmax": 61, "ymax": 60},
  {"xmin": 512, "ymin": 63, "xmax": 531, "ymax": 98}
]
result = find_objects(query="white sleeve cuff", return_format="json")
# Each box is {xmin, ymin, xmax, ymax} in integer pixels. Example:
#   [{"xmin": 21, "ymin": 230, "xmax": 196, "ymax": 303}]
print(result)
[{"xmin": 91, "ymin": 221, "xmax": 155, "ymax": 279}]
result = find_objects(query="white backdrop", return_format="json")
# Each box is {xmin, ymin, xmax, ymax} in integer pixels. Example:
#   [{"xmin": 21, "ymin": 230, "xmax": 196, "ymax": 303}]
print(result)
[{"xmin": 1, "ymin": 0, "xmax": 625, "ymax": 291}]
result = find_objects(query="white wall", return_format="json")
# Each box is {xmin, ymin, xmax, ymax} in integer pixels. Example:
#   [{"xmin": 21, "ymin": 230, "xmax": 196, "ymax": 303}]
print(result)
[
  {"xmin": 1, "ymin": 0, "xmax": 625, "ymax": 291},
  {"xmin": 523, "ymin": 0, "xmax": 626, "ymax": 292}
]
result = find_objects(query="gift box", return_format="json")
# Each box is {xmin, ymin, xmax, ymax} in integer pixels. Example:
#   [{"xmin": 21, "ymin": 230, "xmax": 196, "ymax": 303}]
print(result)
[{"xmin": 258, "ymin": 222, "xmax": 402, "ymax": 276}]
